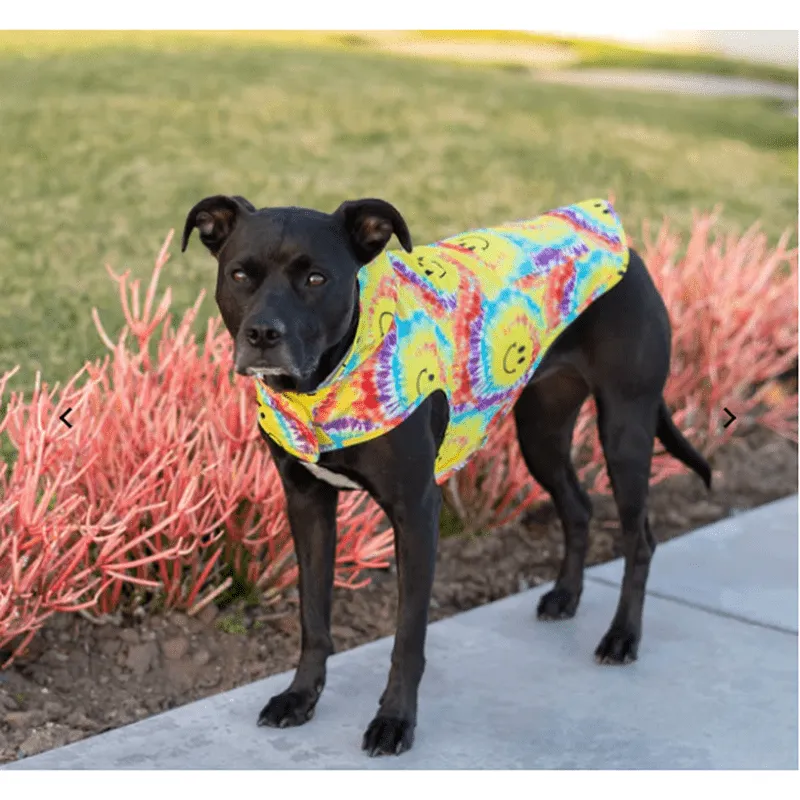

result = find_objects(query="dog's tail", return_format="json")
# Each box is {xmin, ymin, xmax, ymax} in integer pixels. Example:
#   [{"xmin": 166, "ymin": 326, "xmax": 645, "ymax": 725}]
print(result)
[{"xmin": 655, "ymin": 397, "xmax": 712, "ymax": 489}]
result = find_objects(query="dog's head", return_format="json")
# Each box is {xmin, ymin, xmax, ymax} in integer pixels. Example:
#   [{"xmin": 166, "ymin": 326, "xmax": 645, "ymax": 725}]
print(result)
[{"xmin": 182, "ymin": 195, "xmax": 413, "ymax": 393}]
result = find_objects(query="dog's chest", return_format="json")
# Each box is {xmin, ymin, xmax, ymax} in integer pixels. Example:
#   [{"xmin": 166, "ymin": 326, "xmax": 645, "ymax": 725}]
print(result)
[{"xmin": 301, "ymin": 462, "xmax": 362, "ymax": 490}]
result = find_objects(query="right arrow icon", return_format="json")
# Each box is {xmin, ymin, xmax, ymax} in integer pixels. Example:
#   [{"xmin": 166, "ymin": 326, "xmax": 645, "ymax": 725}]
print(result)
[{"xmin": 723, "ymin": 407, "xmax": 737, "ymax": 429}]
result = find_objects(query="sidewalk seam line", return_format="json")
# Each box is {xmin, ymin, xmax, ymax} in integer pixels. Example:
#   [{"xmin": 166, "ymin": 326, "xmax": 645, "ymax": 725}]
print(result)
[{"xmin": 585, "ymin": 575, "xmax": 798, "ymax": 636}]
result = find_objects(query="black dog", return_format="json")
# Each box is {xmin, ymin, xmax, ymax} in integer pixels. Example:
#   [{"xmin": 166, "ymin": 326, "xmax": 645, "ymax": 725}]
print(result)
[{"xmin": 182, "ymin": 195, "xmax": 711, "ymax": 757}]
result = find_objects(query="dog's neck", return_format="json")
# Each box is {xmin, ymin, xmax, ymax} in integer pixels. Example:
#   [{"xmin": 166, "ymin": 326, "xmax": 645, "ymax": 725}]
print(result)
[{"xmin": 307, "ymin": 280, "xmax": 361, "ymax": 392}]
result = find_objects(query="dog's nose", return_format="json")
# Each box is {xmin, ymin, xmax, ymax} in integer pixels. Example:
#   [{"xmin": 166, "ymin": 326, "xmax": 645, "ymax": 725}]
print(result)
[{"xmin": 245, "ymin": 320, "xmax": 286, "ymax": 349}]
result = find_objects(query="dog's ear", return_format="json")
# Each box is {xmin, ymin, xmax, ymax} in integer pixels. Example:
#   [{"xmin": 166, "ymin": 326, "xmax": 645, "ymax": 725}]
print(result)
[
  {"xmin": 181, "ymin": 195, "xmax": 254, "ymax": 255},
  {"xmin": 230, "ymin": 195, "xmax": 257, "ymax": 212},
  {"xmin": 333, "ymin": 198, "xmax": 413, "ymax": 264}
]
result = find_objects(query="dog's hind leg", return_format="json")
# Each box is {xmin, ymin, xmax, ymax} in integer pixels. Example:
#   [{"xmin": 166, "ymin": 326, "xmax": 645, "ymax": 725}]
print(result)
[
  {"xmin": 513, "ymin": 370, "xmax": 592, "ymax": 620},
  {"xmin": 593, "ymin": 389, "xmax": 660, "ymax": 664}
]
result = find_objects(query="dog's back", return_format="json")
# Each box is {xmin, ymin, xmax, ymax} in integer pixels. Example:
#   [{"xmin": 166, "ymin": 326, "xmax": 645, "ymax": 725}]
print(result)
[{"xmin": 379, "ymin": 197, "xmax": 631, "ymax": 478}]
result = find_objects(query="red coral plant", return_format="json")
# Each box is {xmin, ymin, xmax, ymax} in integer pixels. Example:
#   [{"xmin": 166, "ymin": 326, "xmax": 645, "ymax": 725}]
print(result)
[
  {"xmin": 0, "ymin": 232, "xmax": 391, "ymax": 666},
  {"xmin": 1, "ymin": 210, "xmax": 797, "ymax": 664}
]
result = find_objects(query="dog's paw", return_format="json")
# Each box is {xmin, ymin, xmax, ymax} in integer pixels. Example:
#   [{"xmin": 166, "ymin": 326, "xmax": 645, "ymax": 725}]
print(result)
[
  {"xmin": 361, "ymin": 715, "xmax": 415, "ymax": 757},
  {"xmin": 594, "ymin": 624, "xmax": 639, "ymax": 665},
  {"xmin": 536, "ymin": 587, "xmax": 580, "ymax": 620},
  {"xmin": 258, "ymin": 690, "xmax": 317, "ymax": 729}
]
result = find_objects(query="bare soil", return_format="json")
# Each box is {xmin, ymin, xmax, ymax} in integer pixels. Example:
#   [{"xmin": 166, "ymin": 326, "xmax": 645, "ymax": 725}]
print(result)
[{"xmin": 0, "ymin": 424, "xmax": 796, "ymax": 764}]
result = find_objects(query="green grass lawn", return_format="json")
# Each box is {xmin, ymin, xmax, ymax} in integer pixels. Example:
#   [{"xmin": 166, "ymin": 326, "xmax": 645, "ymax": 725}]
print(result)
[{"xmin": 0, "ymin": 32, "xmax": 797, "ymax": 420}]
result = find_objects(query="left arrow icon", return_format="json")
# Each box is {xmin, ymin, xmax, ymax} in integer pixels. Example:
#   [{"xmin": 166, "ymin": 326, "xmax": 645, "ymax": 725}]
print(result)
[{"xmin": 59, "ymin": 408, "xmax": 73, "ymax": 429}]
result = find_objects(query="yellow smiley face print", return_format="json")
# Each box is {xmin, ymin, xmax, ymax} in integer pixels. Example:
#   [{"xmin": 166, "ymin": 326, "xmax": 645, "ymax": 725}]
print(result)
[
  {"xmin": 442, "ymin": 232, "xmax": 524, "ymax": 288},
  {"xmin": 434, "ymin": 415, "xmax": 488, "ymax": 477},
  {"xmin": 485, "ymin": 309, "xmax": 539, "ymax": 389},
  {"xmin": 410, "ymin": 251, "xmax": 461, "ymax": 294}
]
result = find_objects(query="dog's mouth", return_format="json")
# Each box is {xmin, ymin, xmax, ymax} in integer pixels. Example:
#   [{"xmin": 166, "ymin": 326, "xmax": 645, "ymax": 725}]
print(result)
[
  {"xmin": 242, "ymin": 364, "xmax": 317, "ymax": 393},
  {"xmin": 244, "ymin": 366, "xmax": 292, "ymax": 380}
]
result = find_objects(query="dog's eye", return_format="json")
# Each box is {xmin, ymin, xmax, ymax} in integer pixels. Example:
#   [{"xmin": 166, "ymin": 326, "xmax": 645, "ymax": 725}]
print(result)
[
  {"xmin": 231, "ymin": 269, "xmax": 249, "ymax": 283},
  {"xmin": 307, "ymin": 272, "xmax": 327, "ymax": 287}
]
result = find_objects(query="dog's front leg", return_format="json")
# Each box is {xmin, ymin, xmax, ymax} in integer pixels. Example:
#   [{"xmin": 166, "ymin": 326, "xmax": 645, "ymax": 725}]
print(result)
[
  {"xmin": 258, "ymin": 451, "xmax": 338, "ymax": 729},
  {"xmin": 358, "ymin": 417, "xmax": 442, "ymax": 756},
  {"xmin": 362, "ymin": 478, "xmax": 441, "ymax": 756}
]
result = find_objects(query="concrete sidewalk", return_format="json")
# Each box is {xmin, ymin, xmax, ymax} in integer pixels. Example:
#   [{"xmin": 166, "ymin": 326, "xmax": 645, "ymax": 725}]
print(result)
[
  {"xmin": 5, "ymin": 496, "xmax": 797, "ymax": 770},
  {"xmin": 532, "ymin": 68, "xmax": 799, "ymax": 104}
]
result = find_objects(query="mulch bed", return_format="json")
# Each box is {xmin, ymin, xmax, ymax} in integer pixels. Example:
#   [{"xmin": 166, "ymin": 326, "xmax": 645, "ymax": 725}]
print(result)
[{"xmin": 0, "ymin": 424, "xmax": 796, "ymax": 764}]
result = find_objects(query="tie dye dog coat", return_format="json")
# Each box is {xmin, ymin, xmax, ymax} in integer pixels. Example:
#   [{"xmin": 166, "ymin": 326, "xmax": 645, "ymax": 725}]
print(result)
[{"xmin": 255, "ymin": 198, "xmax": 630, "ymax": 483}]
